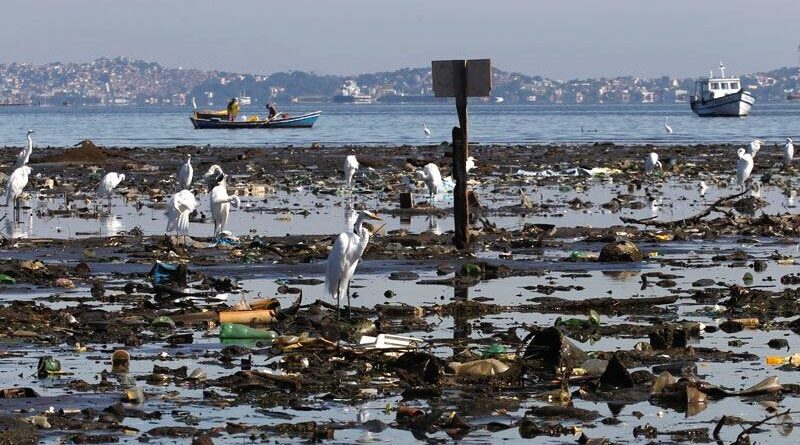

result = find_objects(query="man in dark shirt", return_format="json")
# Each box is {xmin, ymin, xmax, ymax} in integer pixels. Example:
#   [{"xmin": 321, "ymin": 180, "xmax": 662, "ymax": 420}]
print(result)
[{"xmin": 267, "ymin": 102, "xmax": 278, "ymax": 120}]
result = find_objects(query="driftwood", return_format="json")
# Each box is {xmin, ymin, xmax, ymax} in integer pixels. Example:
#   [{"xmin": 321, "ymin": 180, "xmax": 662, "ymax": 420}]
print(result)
[
  {"xmin": 620, "ymin": 190, "xmax": 748, "ymax": 228},
  {"xmin": 713, "ymin": 409, "xmax": 792, "ymax": 444},
  {"xmin": 524, "ymin": 295, "xmax": 678, "ymax": 314}
]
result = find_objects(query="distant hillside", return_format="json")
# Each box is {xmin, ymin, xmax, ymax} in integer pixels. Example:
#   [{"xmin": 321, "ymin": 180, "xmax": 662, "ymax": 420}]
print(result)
[{"xmin": 1, "ymin": 57, "xmax": 799, "ymax": 106}]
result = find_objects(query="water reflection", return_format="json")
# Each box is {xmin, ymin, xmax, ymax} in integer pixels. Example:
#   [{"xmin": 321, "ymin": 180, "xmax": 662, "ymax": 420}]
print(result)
[
  {"xmin": 101, "ymin": 213, "xmax": 124, "ymax": 237},
  {"xmin": 425, "ymin": 215, "xmax": 441, "ymax": 235},
  {"xmin": 4, "ymin": 213, "xmax": 33, "ymax": 239}
]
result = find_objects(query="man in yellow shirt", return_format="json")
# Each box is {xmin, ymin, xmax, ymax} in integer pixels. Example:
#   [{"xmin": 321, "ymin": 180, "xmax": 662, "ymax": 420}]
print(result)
[{"xmin": 226, "ymin": 98, "xmax": 239, "ymax": 121}]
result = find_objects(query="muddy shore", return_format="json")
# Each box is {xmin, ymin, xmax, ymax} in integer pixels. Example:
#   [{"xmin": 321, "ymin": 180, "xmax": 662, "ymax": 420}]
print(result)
[{"xmin": 1, "ymin": 141, "xmax": 800, "ymax": 444}]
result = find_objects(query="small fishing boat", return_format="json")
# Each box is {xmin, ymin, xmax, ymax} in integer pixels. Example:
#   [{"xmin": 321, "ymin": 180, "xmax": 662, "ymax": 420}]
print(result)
[
  {"xmin": 190, "ymin": 111, "xmax": 321, "ymax": 129},
  {"xmin": 690, "ymin": 63, "xmax": 755, "ymax": 117}
]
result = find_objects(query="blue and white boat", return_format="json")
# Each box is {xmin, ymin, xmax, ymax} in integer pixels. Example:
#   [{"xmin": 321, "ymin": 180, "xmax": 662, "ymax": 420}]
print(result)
[
  {"xmin": 690, "ymin": 63, "xmax": 755, "ymax": 117},
  {"xmin": 190, "ymin": 111, "xmax": 321, "ymax": 129}
]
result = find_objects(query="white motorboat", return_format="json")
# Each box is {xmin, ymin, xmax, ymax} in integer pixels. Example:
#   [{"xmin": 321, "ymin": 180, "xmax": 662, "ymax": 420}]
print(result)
[{"xmin": 690, "ymin": 63, "xmax": 754, "ymax": 117}]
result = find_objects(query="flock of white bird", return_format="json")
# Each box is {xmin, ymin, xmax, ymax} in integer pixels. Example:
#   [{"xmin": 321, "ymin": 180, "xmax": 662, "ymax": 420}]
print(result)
[
  {"xmin": 4, "ymin": 122, "xmax": 796, "ymax": 317},
  {"xmin": 2, "ymin": 133, "xmax": 243, "ymax": 243},
  {"xmin": 646, "ymin": 131, "xmax": 794, "ymax": 192},
  {"xmin": 326, "ymin": 147, "xmax": 465, "ymax": 315}
]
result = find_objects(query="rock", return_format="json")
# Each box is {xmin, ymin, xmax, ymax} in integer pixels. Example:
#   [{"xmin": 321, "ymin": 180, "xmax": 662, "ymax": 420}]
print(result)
[
  {"xmin": 733, "ymin": 196, "xmax": 767, "ymax": 213},
  {"xmin": 752, "ymin": 260, "xmax": 767, "ymax": 272},
  {"xmin": 691, "ymin": 278, "xmax": 715, "ymax": 287},
  {"xmin": 789, "ymin": 316, "xmax": 800, "ymax": 334},
  {"xmin": 390, "ymin": 352, "xmax": 444, "ymax": 385},
  {"xmin": 652, "ymin": 362, "xmax": 697, "ymax": 377},
  {"xmin": 437, "ymin": 264, "xmax": 454, "ymax": 276},
  {"xmin": 719, "ymin": 320, "xmax": 745, "ymax": 333},
  {"xmin": 599, "ymin": 241, "xmax": 642, "ymax": 262},
  {"xmin": 54, "ymin": 278, "xmax": 75, "ymax": 289},
  {"xmin": 0, "ymin": 416, "xmax": 38, "ymax": 445},
  {"xmin": 768, "ymin": 338, "xmax": 789, "ymax": 349},
  {"xmin": 649, "ymin": 323, "xmax": 688, "ymax": 349},
  {"xmin": 73, "ymin": 262, "xmax": 91, "ymax": 276},
  {"xmin": 599, "ymin": 354, "xmax": 633, "ymax": 388},
  {"xmin": 526, "ymin": 405, "xmax": 599, "ymax": 421},
  {"xmin": 388, "ymin": 271, "xmax": 419, "ymax": 281},
  {"xmin": 524, "ymin": 327, "xmax": 588, "ymax": 374},
  {"xmin": 192, "ymin": 435, "xmax": 215, "ymax": 445}
]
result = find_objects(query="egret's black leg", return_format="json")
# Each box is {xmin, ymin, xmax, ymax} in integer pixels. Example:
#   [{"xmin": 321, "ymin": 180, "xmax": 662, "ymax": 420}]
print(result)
[{"xmin": 347, "ymin": 282, "xmax": 352, "ymax": 319}]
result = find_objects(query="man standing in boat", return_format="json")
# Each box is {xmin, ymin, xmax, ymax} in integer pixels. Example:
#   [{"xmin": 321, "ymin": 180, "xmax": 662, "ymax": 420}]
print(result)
[
  {"xmin": 226, "ymin": 97, "xmax": 239, "ymax": 121},
  {"xmin": 267, "ymin": 102, "xmax": 278, "ymax": 120}
]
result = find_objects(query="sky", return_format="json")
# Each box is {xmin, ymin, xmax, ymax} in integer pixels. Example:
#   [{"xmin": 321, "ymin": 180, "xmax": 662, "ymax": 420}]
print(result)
[{"xmin": 2, "ymin": 0, "xmax": 798, "ymax": 79}]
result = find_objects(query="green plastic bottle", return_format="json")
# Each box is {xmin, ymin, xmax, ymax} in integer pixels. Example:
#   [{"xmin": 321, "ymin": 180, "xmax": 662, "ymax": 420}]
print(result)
[
  {"xmin": 219, "ymin": 323, "xmax": 278, "ymax": 341},
  {"xmin": 482, "ymin": 343, "xmax": 507, "ymax": 359}
]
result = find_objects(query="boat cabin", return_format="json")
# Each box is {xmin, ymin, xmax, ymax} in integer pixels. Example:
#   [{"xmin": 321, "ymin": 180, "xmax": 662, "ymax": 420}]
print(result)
[{"xmin": 693, "ymin": 63, "xmax": 742, "ymax": 101}]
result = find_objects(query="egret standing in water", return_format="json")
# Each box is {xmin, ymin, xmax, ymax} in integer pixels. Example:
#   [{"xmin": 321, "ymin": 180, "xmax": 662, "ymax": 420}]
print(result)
[
  {"xmin": 5, "ymin": 166, "xmax": 31, "ymax": 222},
  {"xmin": 736, "ymin": 148, "xmax": 754, "ymax": 189},
  {"xmin": 423, "ymin": 124, "xmax": 431, "ymax": 137},
  {"xmin": 343, "ymin": 155, "xmax": 359, "ymax": 189},
  {"xmin": 166, "ymin": 189, "xmax": 197, "ymax": 242},
  {"xmin": 97, "ymin": 172, "xmax": 125, "ymax": 209},
  {"xmin": 664, "ymin": 117, "xmax": 673, "ymax": 134},
  {"xmin": 324, "ymin": 210, "xmax": 382, "ymax": 319},
  {"xmin": 210, "ymin": 174, "xmax": 240, "ymax": 237},
  {"xmin": 15, "ymin": 130, "xmax": 34, "ymax": 168},
  {"xmin": 783, "ymin": 137, "xmax": 794, "ymax": 168},
  {"xmin": 178, "ymin": 154, "xmax": 193, "ymax": 190},
  {"xmin": 699, "ymin": 181, "xmax": 708, "ymax": 196},
  {"xmin": 644, "ymin": 152, "xmax": 662, "ymax": 173},
  {"xmin": 415, "ymin": 163, "xmax": 443, "ymax": 205},
  {"xmin": 746, "ymin": 139, "xmax": 763, "ymax": 158}
]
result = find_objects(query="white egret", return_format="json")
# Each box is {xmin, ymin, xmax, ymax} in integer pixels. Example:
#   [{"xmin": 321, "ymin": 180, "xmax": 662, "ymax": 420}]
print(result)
[
  {"xmin": 166, "ymin": 189, "xmax": 197, "ymax": 241},
  {"xmin": 465, "ymin": 156, "xmax": 476, "ymax": 173},
  {"xmin": 97, "ymin": 172, "xmax": 125, "ymax": 209},
  {"xmin": 210, "ymin": 174, "xmax": 240, "ymax": 237},
  {"xmin": 664, "ymin": 117, "xmax": 673, "ymax": 134},
  {"xmin": 15, "ymin": 130, "xmax": 34, "ymax": 168},
  {"xmin": 178, "ymin": 154, "xmax": 193, "ymax": 190},
  {"xmin": 4, "ymin": 166, "xmax": 31, "ymax": 221},
  {"xmin": 644, "ymin": 152, "xmax": 662, "ymax": 172},
  {"xmin": 746, "ymin": 139, "xmax": 763, "ymax": 158},
  {"xmin": 415, "ymin": 163, "xmax": 443, "ymax": 204},
  {"xmin": 736, "ymin": 148, "xmax": 754, "ymax": 189},
  {"xmin": 699, "ymin": 180, "xmax": 708, "ymax": 196},
  {"xmin": 324, "ymin": 210, "xmax": 382, "ymax": 319},
  {"xmin": 343, "ymin": 155, "xmax": 359, "ymax": 189},
  {"xmin": 203, "ymin": 164, "xmax": 224, "ymax": 189},
  {"xmin": 423, "ymin": 124, "xmax": 431, "ymax": 137},
  {"xmin": 783, "ymin": 137, "xmax": 794, "ymax": 168}
]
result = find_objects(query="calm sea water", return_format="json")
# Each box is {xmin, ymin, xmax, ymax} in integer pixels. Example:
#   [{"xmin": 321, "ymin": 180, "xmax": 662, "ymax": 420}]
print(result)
[{"xmin": 0, "ymin": 102, "xmax": 798, "ymax": 148}]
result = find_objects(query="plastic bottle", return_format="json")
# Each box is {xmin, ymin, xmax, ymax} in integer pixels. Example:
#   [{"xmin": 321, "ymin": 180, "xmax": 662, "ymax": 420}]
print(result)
[
  {"xmin": 481, "ymin": 343, "xmax": 507, "ymax": 359},
  {"xmin": 219, "ymin": 323, "xmax": 278, "ymax": 341},
  {"xmin": 766, "ymin": 353, "xmax": 800, "ymax": 366}
]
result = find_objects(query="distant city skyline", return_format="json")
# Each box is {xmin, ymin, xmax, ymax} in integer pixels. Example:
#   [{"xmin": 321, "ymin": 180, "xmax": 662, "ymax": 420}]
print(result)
[{"xmin": 3, "ymin": 0, "xmax": 799, "ymax": 79}]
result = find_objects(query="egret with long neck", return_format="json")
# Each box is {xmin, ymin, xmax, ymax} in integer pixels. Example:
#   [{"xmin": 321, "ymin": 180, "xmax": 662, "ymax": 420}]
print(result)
[
  {"xmin": 178, "ymin": 154, "xmax": 193, "ymax": 190},
  {"xmin": 324, "ymin": 210, "xmax": 382, "ymax": 320},
  {"xmin": 15, "ymin": 130, "xmax": 34, "ymax": 168},
  {"xmin": 210, "ymin": 174, "xmax": 240, "ymax": 237}
]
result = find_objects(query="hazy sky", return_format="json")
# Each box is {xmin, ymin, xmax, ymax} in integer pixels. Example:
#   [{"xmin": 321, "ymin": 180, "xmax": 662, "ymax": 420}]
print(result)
[{"xmin": 3, "ymin": 0, "xmax": 797, "ymax": 79}]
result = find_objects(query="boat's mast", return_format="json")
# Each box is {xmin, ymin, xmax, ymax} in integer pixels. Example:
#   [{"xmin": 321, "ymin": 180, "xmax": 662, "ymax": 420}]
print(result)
[{"xmin": 719, "ymin": 62, "xmax": 726, "ymax": 78}]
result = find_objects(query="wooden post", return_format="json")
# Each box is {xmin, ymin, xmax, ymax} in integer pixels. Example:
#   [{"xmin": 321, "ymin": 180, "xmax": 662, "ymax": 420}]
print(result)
[
  {"xmin": 432, "ymin": 58, "xmax": 491, "ymax": 250},
  {"xmin": 452, "ymin": 62, "xmax": 469, "ymax": 250}
]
